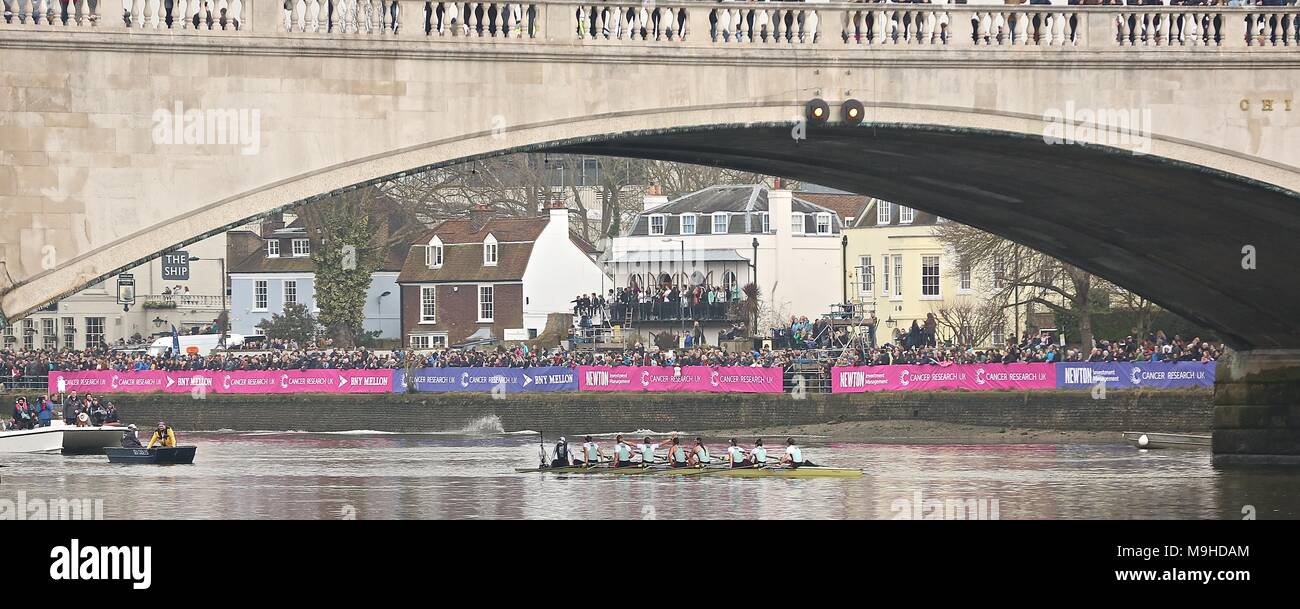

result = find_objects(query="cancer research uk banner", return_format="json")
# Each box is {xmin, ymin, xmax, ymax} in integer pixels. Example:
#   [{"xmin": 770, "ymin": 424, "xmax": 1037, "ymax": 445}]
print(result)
[
  {"xmin": 831, "ymin": 363, "xmax": 1057, "ymax": 394},
  {"xmin": 392, "ymin": 366, "xmax": 578, "ymax": 393},
  {"xmin": 47, "ymin": 369, "xmax": 394, "ymax": 395},
  {"xmin": 577, "ymin": 366, "xmax": 784, "ymax": 393},
  {"xmin": 1055, "ymin": 361, "xmax": 1214, "ymax": 389}
]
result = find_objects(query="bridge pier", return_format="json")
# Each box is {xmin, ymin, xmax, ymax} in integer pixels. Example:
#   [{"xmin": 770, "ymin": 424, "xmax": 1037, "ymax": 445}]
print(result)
[{"xmin": 1214, "ymin": 350, "xmax": 1300, "ymax": 467}]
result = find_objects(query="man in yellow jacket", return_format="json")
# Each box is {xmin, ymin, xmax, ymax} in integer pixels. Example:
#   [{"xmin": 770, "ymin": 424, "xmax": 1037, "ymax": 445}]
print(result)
[{"xmin": 147, "ymin": 421, "xmax": 177, "ymax": 448}]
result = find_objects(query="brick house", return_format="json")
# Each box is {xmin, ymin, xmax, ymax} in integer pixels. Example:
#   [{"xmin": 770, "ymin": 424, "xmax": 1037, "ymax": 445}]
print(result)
[{"xmin": 397, "ymin": 202, "xmax": 605, "ymax": 349}]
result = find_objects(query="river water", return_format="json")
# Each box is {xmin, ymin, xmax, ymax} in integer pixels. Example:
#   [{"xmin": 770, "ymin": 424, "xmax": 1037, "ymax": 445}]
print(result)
[{"xmin": 3, "ymin": 429, "xmax": 1298, "ymax": 520}]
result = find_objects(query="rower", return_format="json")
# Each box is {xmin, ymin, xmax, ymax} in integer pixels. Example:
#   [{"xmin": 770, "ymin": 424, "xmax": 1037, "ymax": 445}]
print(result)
[
  {"xmin": 689, "ymin": 437, "xmax": 712, "ymax": 467},
  {"xmin": 780, "ymin": 437, "xmax": 817, "ymax": 468},
  {"xmin": 749, "ymin": 438, "xmax": 768, "ymax": 466},
  {"xmin": 666, "ymin": 437, "xmax": 689, "ymax": 468},
  {"xmin": 147, "ymin": 421, "xmax": 177, "ymax": 449},
  {"xmin": 577, "ymin": 435, "xmax": 604, "ymax": 467},
  {"xmin": 611, "ymin": 434, "xmax": 638, "ymax": 468},
  {"xmin": 725, "ymin": 438, "xmax": 749, "ymax": 468},
  {"xmin": 634, "ymin": 436, "xmax": 660, "ymax": 465},
  {"xmin": 551, "ymin": 436, "xmax": 573, "ymax": 468}
]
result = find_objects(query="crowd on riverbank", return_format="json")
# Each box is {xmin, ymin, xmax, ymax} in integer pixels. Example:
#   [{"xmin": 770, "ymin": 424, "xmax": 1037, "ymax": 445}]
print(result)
[{"xmin": 2, "ymin": 327, "xmax": 1222, "ymax": 387}]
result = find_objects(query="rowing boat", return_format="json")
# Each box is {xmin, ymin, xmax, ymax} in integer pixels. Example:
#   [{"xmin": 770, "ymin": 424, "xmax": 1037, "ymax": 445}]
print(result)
[{"xmin": 515, "ymin": 464, "xmax": 863, "ymax": 478}]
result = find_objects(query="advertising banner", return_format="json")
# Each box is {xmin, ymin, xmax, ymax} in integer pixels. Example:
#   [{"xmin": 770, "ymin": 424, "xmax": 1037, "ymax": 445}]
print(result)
[
  {"xmin": 831, "ymin": 363, "xmax": 1057, "ymax": 393},
  {"xmin": 577, "ymin": 366, "xmax": 784, "ymax": 393},
  {"xmin": 393, "ymin": 366, "xmax": 578, "ymax": 393}
]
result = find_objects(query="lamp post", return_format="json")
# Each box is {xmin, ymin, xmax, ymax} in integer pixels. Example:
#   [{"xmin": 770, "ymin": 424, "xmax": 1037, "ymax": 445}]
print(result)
[
  {"xmin": 841, "ymin": 234, "xmax": 849, "ymax": 305},
  {"xmin": 751, "ymin": 237, "xmax": 759, "ymax": 286},
  {"xmin": 188, "ymin": 256, "xmax": 228, "ymax": 345}
]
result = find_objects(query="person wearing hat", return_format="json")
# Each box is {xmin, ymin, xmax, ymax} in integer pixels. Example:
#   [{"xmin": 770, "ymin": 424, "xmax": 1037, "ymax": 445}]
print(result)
[
  {"xmin": 121, "ymin": 424, "xmax": 143, "ymax": 448},
  {"xmin": 147, "ymin": 421, "xmax": 177, "ymax": 448}
]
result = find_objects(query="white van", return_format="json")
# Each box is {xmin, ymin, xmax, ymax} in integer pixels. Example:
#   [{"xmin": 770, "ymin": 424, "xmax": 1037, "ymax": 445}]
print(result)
[{"xmin": 147, "ymin": 333, "xmax": 245, "ymax": 357}]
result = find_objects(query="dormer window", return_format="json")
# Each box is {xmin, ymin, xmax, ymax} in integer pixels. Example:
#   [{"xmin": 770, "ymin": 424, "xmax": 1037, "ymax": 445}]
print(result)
[
  {"xmin": 649, "ymin": 215, "xmax": 666, "ymax": 236},
  {"xmin": 291, "ymin": 239, "xmax": 310, "ymax": 257},
  {"xmin": 483, "ymin": 234, "xmax": 498, "ymax": 266},
  {"xmin": 425, "ymin": 237, "xmax": 444, "ymax": 269},
  {"xmin": 266, "ymin": 240, "xmax": 280, "ymax": 257},
  {"xmin": 790, "ymin": 212, "xmax": 805, "ymax": 235},
  {"xmin": 816, "ymin": 213, "xmax": 832, "ymax": 235},
  {"xmin": 680, "ymin": 214, "xmax": 697, "ymax": 235},
  {"xmin": 899, "ymin": 206, "xmax": 915, "ymax": 224},
  {"xmin": 877, "ymin": 201, "xmax": 893, "ymax": 225},
  {"xmin": 712, "ymin": 213, "xmax": 729, "ymax": 234}
]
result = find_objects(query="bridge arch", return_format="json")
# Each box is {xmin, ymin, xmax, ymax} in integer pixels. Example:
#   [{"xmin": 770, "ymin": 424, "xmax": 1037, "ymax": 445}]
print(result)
[{"xmin": 3, "ymin": 101, "xmax": 1298, "ymax": 348}]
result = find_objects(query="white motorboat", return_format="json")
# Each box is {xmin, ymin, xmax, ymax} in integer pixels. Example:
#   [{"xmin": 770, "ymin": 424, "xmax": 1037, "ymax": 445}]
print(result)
[{"xmin": 0, "ymin": 419, "xmax": 126, "ymax": 454}]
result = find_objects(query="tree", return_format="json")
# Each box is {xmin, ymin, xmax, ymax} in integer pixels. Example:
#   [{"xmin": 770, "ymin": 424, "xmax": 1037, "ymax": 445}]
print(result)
[
  {"xmin": 933, "ymin": 221, "xmax": 1112, "ymax": 351},
  {"xmin": 733, "ymin": 282, "xmax": 762, "ymax": 338},
  {"xmin": 932, "ymin": 296, "xmax": 1002, "ymax": 348},
  {"xmin": 298, "ymin": 189, "xmax": 386, "ymax": 348},
  {"xmin": 256, "ymin": 302, "xmax": 317, "ymax": 344}
]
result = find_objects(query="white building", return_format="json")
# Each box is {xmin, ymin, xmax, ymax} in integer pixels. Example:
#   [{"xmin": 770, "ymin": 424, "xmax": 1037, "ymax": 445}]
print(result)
[{"xmin": 609, "ymin": 185, "xmax": 847, "ymax": 341}]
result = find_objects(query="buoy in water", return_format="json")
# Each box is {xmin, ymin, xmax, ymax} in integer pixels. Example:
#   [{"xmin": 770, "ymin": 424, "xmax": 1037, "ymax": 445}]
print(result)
[{"xmin": 1137, "ymin": 434, "xmax": 1149, "ymax": 448}]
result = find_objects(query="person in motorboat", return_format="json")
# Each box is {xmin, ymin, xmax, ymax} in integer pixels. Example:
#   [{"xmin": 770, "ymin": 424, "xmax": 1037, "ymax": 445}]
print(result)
[
  {"xmin": 121, "ymin": 424, "xmax": 143, "ymax": 448},
  {"xmin": 147, "ymin": 421, "xmax": 177, "ymax": 448}
]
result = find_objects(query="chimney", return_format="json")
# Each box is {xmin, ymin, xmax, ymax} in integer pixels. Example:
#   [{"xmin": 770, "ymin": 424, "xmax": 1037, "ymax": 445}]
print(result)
[
  {"xmin": 261, "ymin": 212, "xmax": 285, "ymax": 239},
  {"xmin": 547, "ymin": 198, "xmax": 569, "ymax": 236},
  {"xmin": 469, "ymin": 202, "xmax": 492, "ymax": 233}
]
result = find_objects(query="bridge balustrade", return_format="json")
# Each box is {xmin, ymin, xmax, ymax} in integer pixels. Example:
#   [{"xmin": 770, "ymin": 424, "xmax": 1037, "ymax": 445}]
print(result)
[{"xmin": 2, "ymin": 2, "xmax": 1298, "ymax": 48}]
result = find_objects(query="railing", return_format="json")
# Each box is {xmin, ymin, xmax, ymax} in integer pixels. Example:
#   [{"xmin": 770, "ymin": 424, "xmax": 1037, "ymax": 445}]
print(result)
[
  {"xmin": 2, "ymin": 2, "xmax": 1298, "ymax": 49},
  {"xmin": 142, "ymin": 294, "xmax": 226, "ymax": 309}
]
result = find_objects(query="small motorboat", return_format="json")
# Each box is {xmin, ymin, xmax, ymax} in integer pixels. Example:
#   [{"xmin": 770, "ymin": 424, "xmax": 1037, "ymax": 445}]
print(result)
[
  {"xmin": 105, "ymin": 446, "xmax": 198, "ymax": 465},
  {"xmin": 0, "ymin": 419, "xmax": 125, "ymax": 454},
  {"xmin": 1122, "ymin": 431, "xmax": 1212, "ymax": 449}
]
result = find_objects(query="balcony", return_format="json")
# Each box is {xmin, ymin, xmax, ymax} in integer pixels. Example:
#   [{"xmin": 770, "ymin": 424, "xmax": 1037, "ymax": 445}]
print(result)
[{"xmin": 142, "ymin": 294, "xmax": 226, "ymax": 311}]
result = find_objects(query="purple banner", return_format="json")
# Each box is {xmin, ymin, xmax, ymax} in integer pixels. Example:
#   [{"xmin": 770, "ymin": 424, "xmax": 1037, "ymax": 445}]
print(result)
[
  {"xmin": 832, "ymin": 363, "xmax": 1057, "ymax": 393},
  {"xmin": 578, "ymin": 366, "xmax": 784, "ymax": 393},
  {"xmin": 1055, "ymin": 361, "xmax": 1214, "ymax": 389},
  {"xmin": 393, "ymin": 367, "xmax": 578, "ymax": 393}
]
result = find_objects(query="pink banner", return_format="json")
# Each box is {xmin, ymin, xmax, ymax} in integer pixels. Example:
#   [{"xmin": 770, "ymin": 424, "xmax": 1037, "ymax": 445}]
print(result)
[
  {"xmin": 48, "ymin": 369, "xmax": 394, "ymax": 395},
  {"xmin": 832, "ymin": 363, "xmax": 1057, "ymax": 393},
  {"xmin": 578, "ymin": 366, "xmax": 784, "ymax": 393}
]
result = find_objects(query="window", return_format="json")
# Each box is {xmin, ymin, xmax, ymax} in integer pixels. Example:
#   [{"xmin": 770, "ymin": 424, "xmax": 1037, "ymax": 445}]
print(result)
[
  {"xmin": 816, "ymin": 213, "xmax": 832, "ymax": 235},
  {"xmin": 43, "ymin": 318, "xmax": 57, "ymax": 349},
  {"xmin": 409, "ymin": 335, "xmax": 431, "ymax": 350},
  {"xmin": 478, "ymin": 285, "xmax": 494, "ymax": 322},
  {"xmin": 790, "ymin": 212, "xmax": 805, "ymax": 235},
  {"xmin": 62, "ymin": 317, "xmax": 75, "ymax": 350},
  {"xmin": 254, "ymin": 280, "xmax": 268, "ymax": 310},
  {"xmin": 411, "ymin": 333, "xmax": 449, "ymax": 349},
  {"xmin": 22, "ymin": 319, "xmax": 34, "ymax": 350},
  {"xmin": 960, "ymin": 258, "xmax": 972, "ymax": 292},
  {"xmin": 483, "ymin": 234, "xmax": 498, "ymax": 266},
  {"xmin": 680, "ymin": 214, "xmax": 697, "ymax": 235},
  {"xmin": 859, "ymin": 256, "xmax": 874, "ymax": 293},
  {"xmin": 649, "ymin": 215, "xmax": 665, "ymax": 236},
  {"xmin": 3, "ymin": 321, "xmax": 14, "ymax": 347},
  {"xmin": 899, "ymin": 206, "xmax": 915, "ymax": 224},
  {"xmin": 881, "ymin": 254, "xmax": 890, "ymax": 296},
  {"xmin": 85, "ymin": 317, "xmax": 105, "ymax": 348},
  {"xmin": 291, "ymin": 239, "xmax": 310, "ymax": 257},
  {"xmin": 993, "ymin": 260, "xmax": 1006, "ymax": 290},
  {"xmin": 425, "ymin": 243, "xmax": 443, "ymax": 268},
  {"xmin": 723, "ymin": 271, "xmax": 738, "ymax": 296},
  {"xmin": 877, "ymin": 201, "xmax": 893, "ymax": 225},
  {"xmin": 266, "ymin": 240, "xmax": 280, "ymax": 257},
  {"xmin": 893, "ymin": 255, "xmax": 903, "ymax": 298},
  {"xmin": 420, "ymin": 286, "xmax": 437, "ymax": 323},
  {"xmin": 760, "ymin": 212, "xmax": 770, "ymax": 234},
  {"xmin": 283, "ymin": 280, "xmax": 298, "ymax": 306},
  {"xmin": 712, "ymin": 213, "xmax": 728, "ymax": 234},
  {"xmin": 921, "ymin": 255, "xmax": 940, "ymax": 298}
]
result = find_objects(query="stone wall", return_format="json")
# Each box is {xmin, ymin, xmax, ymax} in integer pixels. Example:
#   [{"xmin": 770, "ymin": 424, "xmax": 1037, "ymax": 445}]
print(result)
[{"xmin": 100, "ymin": 389, "xmax": 1213, "ymax": 435}]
